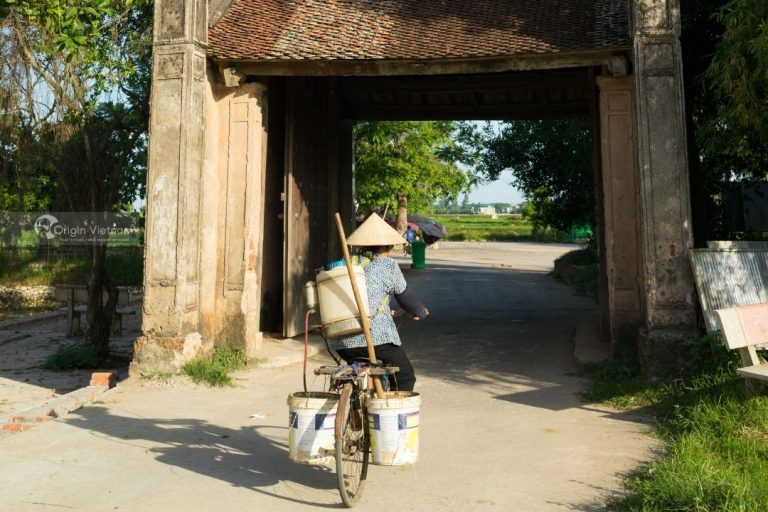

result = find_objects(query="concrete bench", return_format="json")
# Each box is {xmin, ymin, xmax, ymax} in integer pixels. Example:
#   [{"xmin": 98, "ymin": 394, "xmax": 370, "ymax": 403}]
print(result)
[
  {"xmin": 71, "ymin": 305, "xmax": 136, "ymax": 337},
  {"xmin": 715, "ymin": 302, "xmax": 768, "ymax": 381},
  {"xmin": 55, "ymin": 284, "xmax": 134, "ymax": 337}
]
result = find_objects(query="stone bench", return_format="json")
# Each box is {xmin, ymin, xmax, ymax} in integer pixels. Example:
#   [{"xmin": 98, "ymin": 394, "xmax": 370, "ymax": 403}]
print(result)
[
  {"xmin": 54, "ymin": 284, "xmax": 134, "ymax": 337},
  {"xmin": 715, "ymin": 302, "xmax": 768, "ymax": 381},
  {"xmin": 71, "ymin": 305, "xmax": 136, "ymax": 337}
]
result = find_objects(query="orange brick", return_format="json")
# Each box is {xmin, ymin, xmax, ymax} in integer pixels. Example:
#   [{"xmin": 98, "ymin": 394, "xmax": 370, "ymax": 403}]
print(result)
[
  {"xmin": 34, "ymin": 416, "xmax": 52, "ymax": 423},
  {"xmin": 2, "ymin": 423, "xmax": 33, "ymax": 432},
  {"xmin": 90, "ymin": 372, "xmax": 117, "ymax": 387}
]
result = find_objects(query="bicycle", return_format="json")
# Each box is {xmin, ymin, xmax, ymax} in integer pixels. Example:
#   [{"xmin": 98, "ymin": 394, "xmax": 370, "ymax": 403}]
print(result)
[{"xmin": 314, "ymin": 359, "xmax": 399, "ymax": 508}]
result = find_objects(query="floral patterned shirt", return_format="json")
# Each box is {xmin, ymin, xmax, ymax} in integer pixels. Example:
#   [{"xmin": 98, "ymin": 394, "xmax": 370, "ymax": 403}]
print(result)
[{"xmin": 329, "ymin": 257, "xmax": 407, "ymax": 350}]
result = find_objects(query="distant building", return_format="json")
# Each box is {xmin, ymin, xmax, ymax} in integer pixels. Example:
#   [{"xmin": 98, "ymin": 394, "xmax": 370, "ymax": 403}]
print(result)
[{"xmin": 478, "ymin": 206, "xmax": 496, "ymax": 215}]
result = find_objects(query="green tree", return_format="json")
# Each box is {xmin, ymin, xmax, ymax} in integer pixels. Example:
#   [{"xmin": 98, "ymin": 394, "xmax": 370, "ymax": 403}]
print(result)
[
  {"xmin": 354, "ymin": 121, "xmax": 475, "ymax": 232},
  {"xmin": 1, "ymin": 0, "xmax": 151, "ymax": 350},
  {"xmin": 681, "ymin": 0, "xmax": 768, "ymax": 242},
  {"xmin": 707, "ymin": 0, "xmax": 768, "ymax": 151},
  {"xmin": 478, "ymin": 119, "xmax": 593, "ymax": 232},
  {"xmin": 0, "ymin": 0, "xmax": 132, "ymax": 61}
]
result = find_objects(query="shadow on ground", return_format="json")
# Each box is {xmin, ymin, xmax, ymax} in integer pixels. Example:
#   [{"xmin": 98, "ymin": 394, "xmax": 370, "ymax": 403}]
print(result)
[{"xmin": 64, "ymin": 406, "xmax": 345, "ymax": 508}]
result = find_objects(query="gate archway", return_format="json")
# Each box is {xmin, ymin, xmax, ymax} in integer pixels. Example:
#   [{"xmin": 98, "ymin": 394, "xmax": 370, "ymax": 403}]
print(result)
[{"xmin": 134, "ymin": 0, "xmax": 695, "ymax": 376}]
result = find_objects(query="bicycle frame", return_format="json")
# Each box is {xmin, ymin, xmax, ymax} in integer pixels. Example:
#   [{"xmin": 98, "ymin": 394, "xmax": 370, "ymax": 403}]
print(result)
[{"xmin": 314, "ymin": 362, "xmax": 398, "ymax": 508}]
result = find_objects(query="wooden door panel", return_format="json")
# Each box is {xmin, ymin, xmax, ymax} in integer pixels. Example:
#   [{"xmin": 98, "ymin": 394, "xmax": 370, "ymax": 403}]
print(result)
[{"xmin": 283, "ymin": 78, "xmax": 334, "ymax": 337}]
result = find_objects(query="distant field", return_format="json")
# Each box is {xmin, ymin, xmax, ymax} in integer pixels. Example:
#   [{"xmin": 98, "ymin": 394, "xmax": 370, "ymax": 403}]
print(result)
[{"xmin": 434, "ymin": 214, "xmax": 564, "ymax": 242}]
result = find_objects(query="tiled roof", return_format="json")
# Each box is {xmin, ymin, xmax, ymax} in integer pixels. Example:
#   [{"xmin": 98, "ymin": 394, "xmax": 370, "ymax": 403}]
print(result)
[{"xmin": 208, "ymin": 0, "xmax": 630, "ymax": 61}]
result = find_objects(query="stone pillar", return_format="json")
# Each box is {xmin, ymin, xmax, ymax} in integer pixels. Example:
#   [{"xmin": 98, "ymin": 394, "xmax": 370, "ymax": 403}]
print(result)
[
  {"xmin": 632, "ymin": 0, "xmax": 696, "ymax": 371},
  {"xmin": 597, "ymin": 76, "xmax": 644, "ymax": 351},
  {"xmin": 132, "ymin": 0, "xmax": 208, "ymax": 375}
]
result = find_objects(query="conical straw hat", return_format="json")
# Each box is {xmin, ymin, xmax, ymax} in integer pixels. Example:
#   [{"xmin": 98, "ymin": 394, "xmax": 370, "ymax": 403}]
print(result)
[{"xmin": 347, "ymin": 213, "xmax": 407, "ymax": 246}]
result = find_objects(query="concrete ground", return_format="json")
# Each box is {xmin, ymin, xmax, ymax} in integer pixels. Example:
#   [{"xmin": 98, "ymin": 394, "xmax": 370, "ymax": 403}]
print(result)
[
  {"xmin": 0, "ymin": 241, "xmax": 656, "ymax": 511},
  {"xmin": 0, "ymin": 312, "xmax": 138, "ymax": 419}
]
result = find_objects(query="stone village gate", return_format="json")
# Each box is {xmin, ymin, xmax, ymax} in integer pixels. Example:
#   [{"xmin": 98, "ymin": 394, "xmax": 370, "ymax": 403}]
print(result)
[{"xmin": 132, "ymin": 0, "xmax": 696, "ymax": 375}]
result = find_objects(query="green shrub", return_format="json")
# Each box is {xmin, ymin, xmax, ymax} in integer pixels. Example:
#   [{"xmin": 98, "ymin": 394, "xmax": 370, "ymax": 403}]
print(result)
[
  {"xmin": 182, "ymin": 346, "xmax": 246, "ymax": 387},
  {"xmin": 44, "ymin": 342, "xmax": 107, "ymax": 370},
  {"xmin": 212, "ymin": 345, "xmax": 247, "ymax": 370},
  {"xmin": 552, "ymin": 248, "xmax": 599, "ymax": 298},
  {"xmin": 105, "ymin": 252, "xmax": 143, "ymax": 285},
  {"xmin": 182, "ymin": 359, "xmax": 233, "ymax": 387}
]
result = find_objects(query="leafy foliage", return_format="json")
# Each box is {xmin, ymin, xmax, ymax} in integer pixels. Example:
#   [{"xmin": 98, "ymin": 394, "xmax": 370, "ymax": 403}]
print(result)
[
  {"xmin": 1, "ymin": 0, "xmax": 152, "ymax": 348},
  {"xmin": 552, "ymin": 246, "xmax": 599, "ymax": 299},
  {"xmin": 707, "ymin": 0, "xmax": 768, "ymax": 150},
  {"xmin": 44, "ymin": 342, "xmax": 107, "ymax": 370},
  {"xmin": 1, "ymin": 0, "xmax": 145, "ymax": 80},
  {"xmin": 682, "ymin": 0, "xmax": 768, "ymax": 242},
  {"xmin": 0, "ymin": 249, "xmax": 143, "ymax": 286},
  {"xmin": 353, "ymin": 121, "xmax": 476, "ymax": 215},
  {"xmin": 478, "ymin": 119, "xmax": 593, "ymax": 232}
]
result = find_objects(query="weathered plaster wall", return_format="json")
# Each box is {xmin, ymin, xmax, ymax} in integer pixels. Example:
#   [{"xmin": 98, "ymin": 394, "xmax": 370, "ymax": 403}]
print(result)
[
  {"xmin": 199, "ymin": 67, "xmax": 224, "ymax": 347},
  {"xmin": 135, "ymin": 0, "xmax": 269, "ymax": 374}
]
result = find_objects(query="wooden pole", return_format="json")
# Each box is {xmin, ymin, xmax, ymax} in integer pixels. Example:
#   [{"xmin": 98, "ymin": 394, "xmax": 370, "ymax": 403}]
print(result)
[{"xmin": 334, "ymin": 212, "xmax": 385, "ymax": 399}]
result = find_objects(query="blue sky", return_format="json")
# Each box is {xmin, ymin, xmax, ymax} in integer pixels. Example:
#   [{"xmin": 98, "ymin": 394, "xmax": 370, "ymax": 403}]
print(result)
[
  {"xmin": 468, "ymin": 169, "xmax": 524, "ymax": 204},
  {"xmin": 464, "ymin": 122, "xmax": 525, "ymax": 205}
]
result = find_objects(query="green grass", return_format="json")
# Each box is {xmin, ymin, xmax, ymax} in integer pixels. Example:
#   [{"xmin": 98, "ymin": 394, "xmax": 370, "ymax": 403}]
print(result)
[
  {"xmin": 552, "ymin": 247, "xmax": 599, "ymax": 299},
  {"xmin": 44, "ymin": 342, "xmax": 108, "ymax": 370},
  {"xmin": 182, "ymin": 345, "xmax": 247, "ymax": 387},
  {"xmin": 0, "ymin": 251, "xmax": 143, "ymax": 286},
  {"xmin": 433, "ymin": 214, "xmax": 566, "ymax": 242},
  {"xmin": 583, "ymin": 334, "xmax": 768, "ymax": 511}
]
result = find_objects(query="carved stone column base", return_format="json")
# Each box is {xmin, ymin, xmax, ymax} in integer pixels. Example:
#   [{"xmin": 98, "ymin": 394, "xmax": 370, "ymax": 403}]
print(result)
[{"xmin": 638, "ymin": 327, "xmax": 693, "ymax": 376}]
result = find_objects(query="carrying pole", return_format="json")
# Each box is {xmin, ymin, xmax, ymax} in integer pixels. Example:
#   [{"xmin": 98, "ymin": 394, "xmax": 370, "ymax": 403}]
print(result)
[{"xmin": 334, "ymin": 212, "xmax": 385, "ymax": 399}]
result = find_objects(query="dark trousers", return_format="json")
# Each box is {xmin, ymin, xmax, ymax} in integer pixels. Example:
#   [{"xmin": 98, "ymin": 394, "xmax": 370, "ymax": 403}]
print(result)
[{"xmin": 336, "ymin": 343, "xmax": 416, "ymax": 392}]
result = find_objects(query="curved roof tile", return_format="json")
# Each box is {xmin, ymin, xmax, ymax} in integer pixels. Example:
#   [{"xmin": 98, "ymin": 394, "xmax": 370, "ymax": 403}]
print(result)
[{"xmin": 208, "ymin": 0, "xmax": 630, "ymax": 61}]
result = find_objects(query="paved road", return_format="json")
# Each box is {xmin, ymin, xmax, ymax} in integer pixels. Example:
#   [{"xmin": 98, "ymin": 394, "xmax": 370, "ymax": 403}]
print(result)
[
  {"xmin": 0, "ymin": 315, "xmax": 137, "ymax": 418},
  {"xmin": 0, "ymin": 242, "xmax": 655, "ymax": 511}
]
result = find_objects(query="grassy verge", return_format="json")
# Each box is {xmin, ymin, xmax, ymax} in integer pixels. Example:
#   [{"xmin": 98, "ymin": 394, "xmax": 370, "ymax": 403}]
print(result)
[
  {"xmin": 0, "ymin": 251, "xmax": 143, "ymax": 286},
  {"xmin": 433, "ymin": 214, "xmax": 566, "ymax": 242},
  {"xmin": 583, "ymin": 334, "xmax": 768, "ymax": 510},
  {"xmin": 182, "ymin": 346, "xmax": 247, "ymax": 387},
  {"xmin": 552, "ymin": 247, "xmax": 599, "ymax": 299}
]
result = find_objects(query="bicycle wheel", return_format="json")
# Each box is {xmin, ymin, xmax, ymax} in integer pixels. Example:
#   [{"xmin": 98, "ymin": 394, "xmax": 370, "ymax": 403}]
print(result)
[{"xmin": 335, "ymin": 383, "xmax": 369, "ymax": 507}]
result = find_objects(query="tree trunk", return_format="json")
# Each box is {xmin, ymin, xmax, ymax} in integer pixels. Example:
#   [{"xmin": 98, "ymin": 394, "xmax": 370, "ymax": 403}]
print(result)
[
  {"xmin": 396, "ymin": 192, "xmax": 408, "ymax": 234},
  {"xmin": 84, "ymin": 241, "xmax": 118, "ymax": 355}
]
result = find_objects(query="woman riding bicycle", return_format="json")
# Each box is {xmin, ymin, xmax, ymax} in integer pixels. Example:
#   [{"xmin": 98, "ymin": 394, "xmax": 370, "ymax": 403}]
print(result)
[{"xmin": 330, "ymin": 213, "xmax": 429, "ymax": 392}]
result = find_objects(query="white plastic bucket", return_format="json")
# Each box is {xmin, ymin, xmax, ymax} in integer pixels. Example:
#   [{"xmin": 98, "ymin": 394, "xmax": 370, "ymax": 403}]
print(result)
[
  {"xmin": 287, "ymin": 392, "xmax": 339, "ymax": 465},
  {"xmin": 316, "ymin": 265, "xmax": 370, "ymax": 338},
  {"xmin": 367, "ymin": 391, "xmax": 421, "ymax": 465}
]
